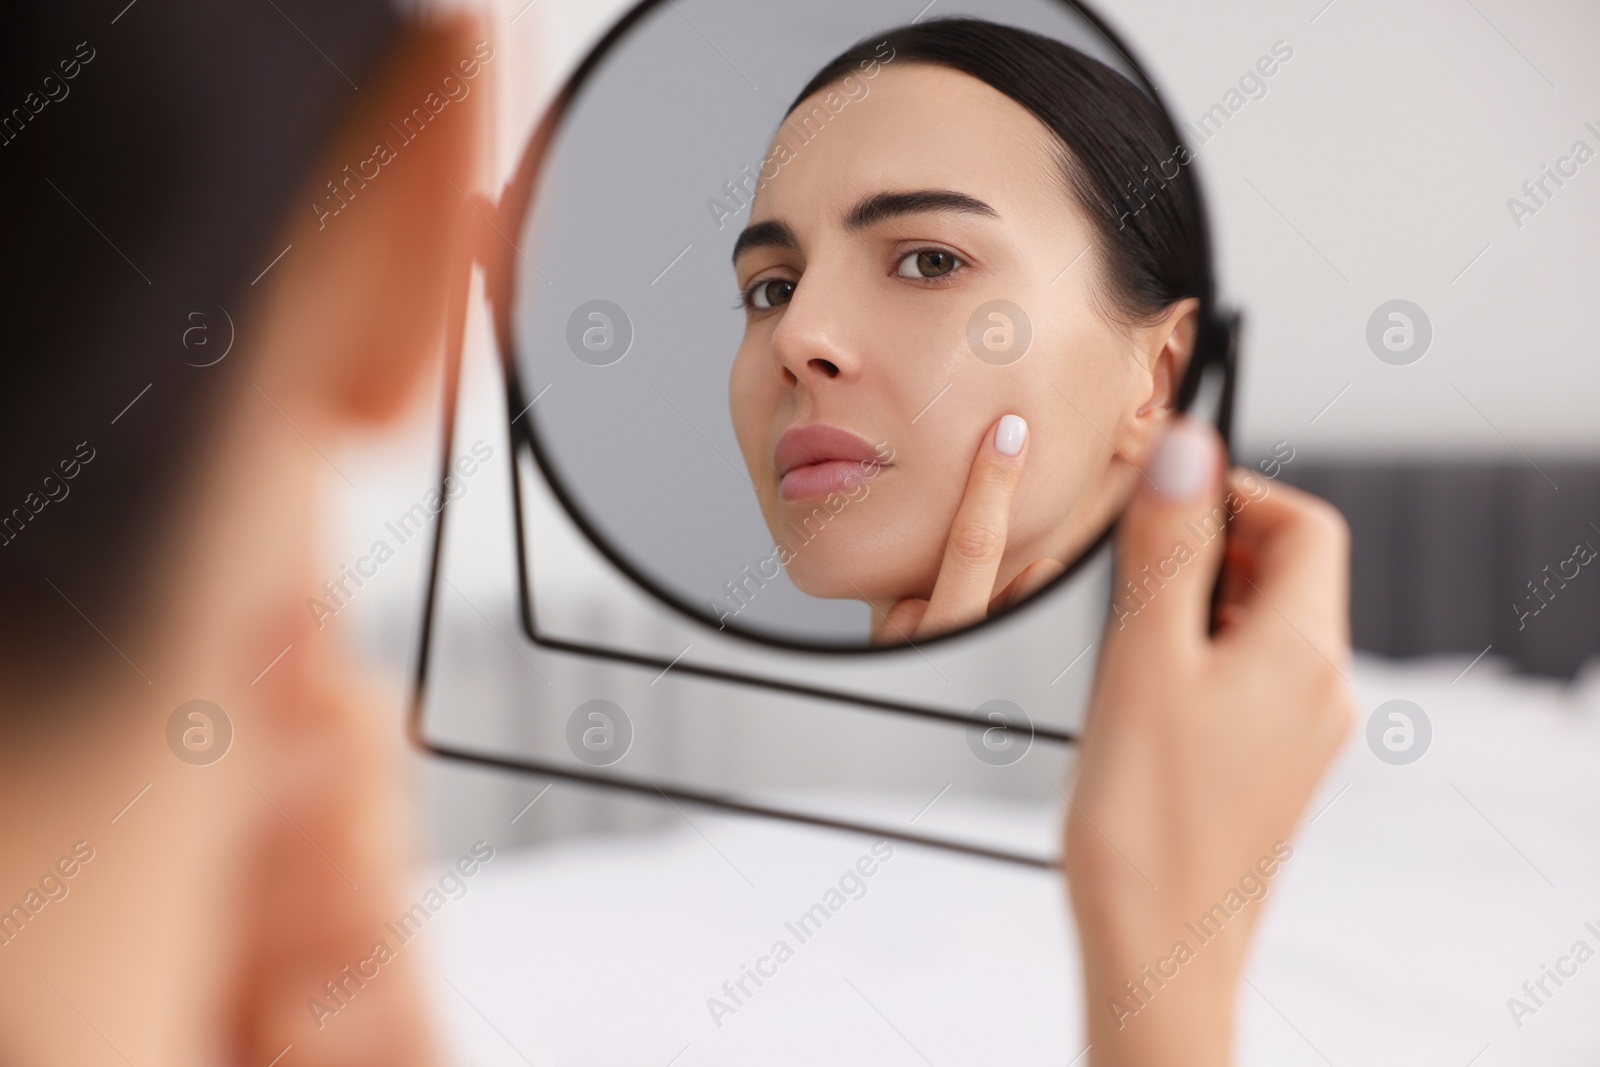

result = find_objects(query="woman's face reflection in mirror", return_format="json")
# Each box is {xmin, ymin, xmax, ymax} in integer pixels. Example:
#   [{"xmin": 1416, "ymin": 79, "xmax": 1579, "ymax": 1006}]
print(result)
[{"xmin": 728, "ymin": 19, "xmax": 1202, "ymax": 629}]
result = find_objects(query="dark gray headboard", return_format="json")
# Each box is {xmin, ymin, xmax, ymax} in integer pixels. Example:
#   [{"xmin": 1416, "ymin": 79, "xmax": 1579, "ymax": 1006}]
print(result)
[{"xmin": 1275, "ymin": 462, "xmax": 1600, "ymax": 679}]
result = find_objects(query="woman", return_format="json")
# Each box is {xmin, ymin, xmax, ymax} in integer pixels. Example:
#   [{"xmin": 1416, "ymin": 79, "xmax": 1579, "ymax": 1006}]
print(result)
[
  {"xmin": 0, "ymin": 4, "xmax": 1350, "ymax": 1064},
  {"xmin": 729, "ymin": 19, "xmax": 1204, "ymax": 643}
]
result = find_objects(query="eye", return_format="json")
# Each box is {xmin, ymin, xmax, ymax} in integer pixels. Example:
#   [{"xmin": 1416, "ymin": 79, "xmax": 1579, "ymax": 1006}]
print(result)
[
  {"xmin": 744, "ymin": 277, "xmax": 796, "ymax": 310},
  {"xmin": 896, "ymin": 248, "xmax": 962, "ymax": 280}
]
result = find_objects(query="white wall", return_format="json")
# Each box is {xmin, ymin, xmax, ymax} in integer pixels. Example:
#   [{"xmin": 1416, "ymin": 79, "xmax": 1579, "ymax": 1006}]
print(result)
[
  {"xmin": 491, "ymin": 0, "xmax": 1600, "ymax": 459},
  {"xmin": 325, "ymin": 0, "xmax": 1600, "ymax": 856}
]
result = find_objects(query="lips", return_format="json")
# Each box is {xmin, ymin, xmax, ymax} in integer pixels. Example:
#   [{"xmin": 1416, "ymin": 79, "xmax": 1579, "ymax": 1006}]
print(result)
[{"xmin": 774, "ymin": 424, "xmax": 890, "ymax": 502}]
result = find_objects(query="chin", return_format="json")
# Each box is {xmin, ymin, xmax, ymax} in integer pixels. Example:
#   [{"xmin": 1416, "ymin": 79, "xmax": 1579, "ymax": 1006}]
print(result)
[
  {"xmin": 756, "ymin": 474, "xmax": 947, "ymax": 604},
  {"xmin": 785, "ymin": 554, "xmax": 918, "ymax": 603},
  {"xmin": 775, "ymin": 524, "xmax": 940, "ymax": 605}
]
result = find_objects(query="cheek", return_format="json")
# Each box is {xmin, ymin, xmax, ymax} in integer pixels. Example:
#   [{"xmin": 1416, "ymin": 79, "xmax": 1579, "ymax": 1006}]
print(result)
[
  {"xmin": 728, "ymin": 346, "xmax": 774, "ymax": 464},
  {"xmin": 1000, "ymin": 336, "xmax": 1126, "ymax": 544},
  {"xmin": 1017, "ymin": 419, "xmax": 1102, "ymax": 516}
]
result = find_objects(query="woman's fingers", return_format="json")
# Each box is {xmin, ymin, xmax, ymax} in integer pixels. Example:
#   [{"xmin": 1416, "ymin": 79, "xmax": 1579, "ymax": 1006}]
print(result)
[
  {"xmin": 916, "ymin": 414, "xmax": 1029, "ymax": 637},
  {"xmin": 989, "ymin": 557, "xmax": 1065, "ymax": 614},
  {"xmin": 871, "ymin": 597, "xmax": 929, "ymax": 644},
  {"xmin": 1106, "ymin": 416, "xmax": 1227, "ymax": 651},
  {"xmin": 1218, "ymin": 471, "xmax": 1351, "ymax": 660},
  {"xmin": 1067, "ymin": 425, "xmax": 1354, "ymax": 1067},
  {"xmin": 877, "ymin": 555, "xmax": 1056, "ymax": 644}
]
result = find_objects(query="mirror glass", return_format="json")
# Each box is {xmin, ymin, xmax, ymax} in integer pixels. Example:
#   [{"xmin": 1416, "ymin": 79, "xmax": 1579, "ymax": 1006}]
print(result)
[{"xmin": 507, "ymin": 0, "xmax": 1214, "ymax": 649}]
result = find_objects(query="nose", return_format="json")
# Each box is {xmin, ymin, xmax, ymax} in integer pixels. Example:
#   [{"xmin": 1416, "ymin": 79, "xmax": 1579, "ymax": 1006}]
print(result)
[{"xmin": 768, "ymin": 273, "xmax": 864, "ymax": 386}]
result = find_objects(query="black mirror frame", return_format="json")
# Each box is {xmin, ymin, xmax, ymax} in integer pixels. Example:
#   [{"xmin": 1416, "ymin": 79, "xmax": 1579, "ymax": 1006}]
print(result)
[{"xmin": 408, "ymin": 0, "xmax": 1237, "ymax": 868}]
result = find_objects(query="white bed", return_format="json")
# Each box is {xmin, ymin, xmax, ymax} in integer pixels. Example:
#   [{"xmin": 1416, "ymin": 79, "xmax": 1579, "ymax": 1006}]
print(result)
[{"xmin": 418, "ymin": 652, "xmax": 1600, "ymax": 1065}]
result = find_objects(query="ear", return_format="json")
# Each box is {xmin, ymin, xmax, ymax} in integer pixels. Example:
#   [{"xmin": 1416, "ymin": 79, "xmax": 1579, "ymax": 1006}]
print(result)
[
  {"xmin": 253, "ymin": 17, "xmax": 491, "ymax": 427},
  {"xmin": 1112, "ymin": 297, "xmax": 1201, "ymax": 469}
]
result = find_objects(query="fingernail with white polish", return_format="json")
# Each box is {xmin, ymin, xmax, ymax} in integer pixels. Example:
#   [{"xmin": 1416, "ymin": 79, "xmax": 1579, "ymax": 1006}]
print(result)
[
  {"xmin": 995, "ymin": 414, "xmax": 1027, "ymax": 457},
  {"xmin": 1149, "ymin": 418, "xmax": 1216, "ymax": 501}
]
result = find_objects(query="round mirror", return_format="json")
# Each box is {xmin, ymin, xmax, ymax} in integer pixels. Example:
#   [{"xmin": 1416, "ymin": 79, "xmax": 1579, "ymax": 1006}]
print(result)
[{"xmin": 497, "ymin": 0, "xmax": 1225, "ymax": 651}]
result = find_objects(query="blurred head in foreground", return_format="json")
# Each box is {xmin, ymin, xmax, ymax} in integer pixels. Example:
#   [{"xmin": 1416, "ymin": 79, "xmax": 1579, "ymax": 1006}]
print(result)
[{"xmin": 0, "ymin": 1, "xmax": 487, "ymax": 1062}]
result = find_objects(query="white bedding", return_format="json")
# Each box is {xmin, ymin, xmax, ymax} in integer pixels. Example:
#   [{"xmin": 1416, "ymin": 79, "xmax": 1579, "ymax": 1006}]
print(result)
[{"xmin": 422, "ymin": 653, "xmax": 1600, "ymax": 1065}]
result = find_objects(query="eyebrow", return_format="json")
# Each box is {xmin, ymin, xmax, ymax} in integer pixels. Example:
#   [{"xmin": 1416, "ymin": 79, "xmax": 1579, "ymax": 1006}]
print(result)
[
  {"xmin": 731, "ymin": 219, "xmax": 799, "ymax": 265},
  {"xmin": 731, "ymin": 190, "xmax": 999, "ymax": 266},
  {"xmin": 845, "ymin": 189, "xmax": 999, "ymax": 230}
]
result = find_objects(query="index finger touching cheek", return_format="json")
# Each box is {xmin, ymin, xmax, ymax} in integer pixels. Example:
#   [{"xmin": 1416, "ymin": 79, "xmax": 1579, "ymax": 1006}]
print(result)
[{"xmin": 917, "ymin": 414, "xmax": 1029, "ymax": 636}]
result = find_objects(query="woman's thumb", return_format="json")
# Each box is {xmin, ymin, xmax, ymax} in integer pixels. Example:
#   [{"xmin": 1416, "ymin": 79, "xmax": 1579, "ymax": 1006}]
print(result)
[{"xmin": 1109, "ymin": 417, "xmax": 1228, "ymax": 644}]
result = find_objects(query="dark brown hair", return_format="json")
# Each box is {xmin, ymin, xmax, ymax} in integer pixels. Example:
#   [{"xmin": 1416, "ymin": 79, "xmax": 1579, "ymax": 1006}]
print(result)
[
  {"xmin": 792, "ymin": 17, "xmax": 1205, "ymax": 325},
  {"xmin": 0, "ymin": 0, "xmax": 398, "ymax": 674}
]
